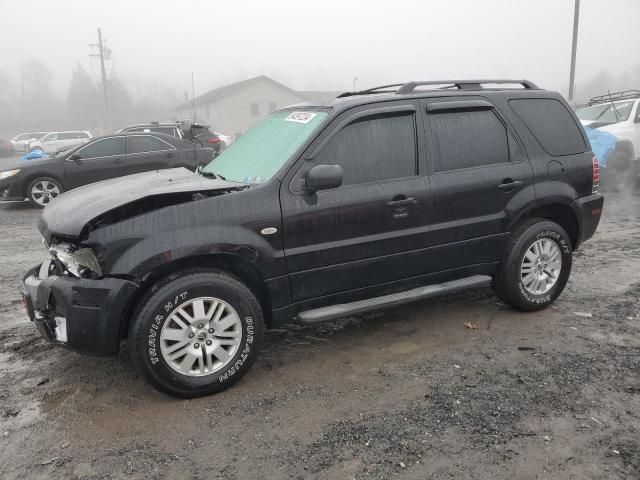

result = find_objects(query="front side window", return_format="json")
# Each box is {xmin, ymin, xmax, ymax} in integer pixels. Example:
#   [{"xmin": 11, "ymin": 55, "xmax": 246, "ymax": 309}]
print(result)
[
  {"xmin": 313, "ymin": 112, "xmax": 417, "ymax": 185},
  {"xmin": 203, "ymin": 110, "xmax": 328, "ymax": 183},
  {"xmin": 43, "ymin": 133, "xmax": 58, "ymax": 142},
  {"xmin": 429, "ymin": 109, "xmax": 509, "ymax": 172},
  {"xmin": 58, "ymin": 132, "xmax": 75, "ymax": 140},
  {"xmin": 127, "ymin": 135, "xmax": 173, "ymax": 154},
  {"xmin": 77, "ymin": 137, "xmax": 125, "ymax": 158}
]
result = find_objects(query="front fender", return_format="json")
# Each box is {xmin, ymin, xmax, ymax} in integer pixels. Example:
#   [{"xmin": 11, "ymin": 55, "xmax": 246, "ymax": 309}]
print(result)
[
  {"xmin": 110, "ymin": 224, "xmax": 284, "ymax": 279},
  {"xmin": 86, "ymin": 184, "xmax": 285, "ymax": 281}
]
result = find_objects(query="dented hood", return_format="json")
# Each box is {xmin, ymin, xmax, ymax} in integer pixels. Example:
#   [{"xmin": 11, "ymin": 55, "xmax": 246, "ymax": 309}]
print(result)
[{"xmin": 39, "ymin": 168, "xmax": 242, "ymax": 239}]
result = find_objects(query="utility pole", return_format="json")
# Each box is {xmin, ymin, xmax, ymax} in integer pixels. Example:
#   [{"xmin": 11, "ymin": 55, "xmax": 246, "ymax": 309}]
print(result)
[
  {"xmin": 568, "ymin": 0, "xmax": 580, "ymax": 103},
  {"xmin": 89, "ymin": 28, "xmax": 110, "ymax": 131},
  {"xmin": 353, "ymin": 76, "xmax": 358, "ymax": 91}
]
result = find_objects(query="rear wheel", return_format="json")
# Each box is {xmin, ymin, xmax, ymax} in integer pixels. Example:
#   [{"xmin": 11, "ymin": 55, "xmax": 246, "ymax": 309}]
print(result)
[
  {"xmin": 27, "ymin": 177, "xmax": 63, "ymax": 208},
  {"xmin": 129, "ymin": 269, "xmax": 264, "ymax": 398},
  {"xmin": 493, "ymin": 219, "xmax": 572, "ymax": 311}
]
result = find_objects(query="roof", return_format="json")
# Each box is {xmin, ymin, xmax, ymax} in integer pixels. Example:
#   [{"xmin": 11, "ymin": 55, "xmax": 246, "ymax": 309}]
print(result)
[
  {"xmin": 176, "ymin": 75, "xmax": 301, "ymax": 110},
  {"xmin": 290, "ymin": 80, "xmax": 554, "ymax": 116}
]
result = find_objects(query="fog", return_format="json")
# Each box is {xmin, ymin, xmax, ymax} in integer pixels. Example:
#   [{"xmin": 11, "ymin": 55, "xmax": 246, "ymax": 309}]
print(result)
[{"xmin": 1, "ymin": 0, "xmax": 639, "ymax": 134}]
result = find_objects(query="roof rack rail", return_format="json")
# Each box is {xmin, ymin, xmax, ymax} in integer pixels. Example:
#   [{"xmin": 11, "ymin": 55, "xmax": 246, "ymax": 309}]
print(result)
[
  {"xmin": 588, "ymin": 90, "xmax": 640, "ymax": 105},
  {"xmin": 337, "ymin": 79, "xmax": 538, "ymax": 98}
]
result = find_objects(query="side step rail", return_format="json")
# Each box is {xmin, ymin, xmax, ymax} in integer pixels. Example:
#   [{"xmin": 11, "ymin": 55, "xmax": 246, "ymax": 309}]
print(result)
[{"xmin": 296, "ymin": 275, "xmax": 492, "ymax": 325}]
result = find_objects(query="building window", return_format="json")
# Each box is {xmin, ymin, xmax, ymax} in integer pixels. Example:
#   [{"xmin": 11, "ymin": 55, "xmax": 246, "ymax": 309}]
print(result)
[
  {"xmin": 251, "ymin": 103, "xmax": 259, "ymax": 116},
  {"xmin": 269, "ymin": 102, "xmax": 277, "ymax": 113}
]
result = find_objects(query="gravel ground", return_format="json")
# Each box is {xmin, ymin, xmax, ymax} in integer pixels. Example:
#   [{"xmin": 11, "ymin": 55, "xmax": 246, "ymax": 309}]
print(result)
[{"xmin": 0, "ymin": 192, "xmax": 639, "ymax": 479}]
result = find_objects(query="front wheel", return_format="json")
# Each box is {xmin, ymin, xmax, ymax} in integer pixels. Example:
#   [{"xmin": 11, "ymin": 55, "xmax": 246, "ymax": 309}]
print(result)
[
  {"xmin": 27, "ymin": 177, "xmax": 63, "ymax": 208},
  {"xmin": 129, "ymin": 270, "xmax": 264, "ymax": 398},
  {"xmin": 493, "ymin": 219, "xmax": 573, "ymax": 311}
]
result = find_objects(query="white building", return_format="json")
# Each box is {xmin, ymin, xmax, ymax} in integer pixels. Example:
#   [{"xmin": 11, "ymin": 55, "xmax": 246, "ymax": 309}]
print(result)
[{"xmin": 175, "ymin": 75, "xmax": 340, "ymax": 137}]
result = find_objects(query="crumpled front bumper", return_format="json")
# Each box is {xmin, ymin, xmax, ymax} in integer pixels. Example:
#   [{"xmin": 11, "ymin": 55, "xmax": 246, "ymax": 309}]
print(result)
[{"xmin": 22, "ymin": 261, "xmax": 139, "ymax": 356}]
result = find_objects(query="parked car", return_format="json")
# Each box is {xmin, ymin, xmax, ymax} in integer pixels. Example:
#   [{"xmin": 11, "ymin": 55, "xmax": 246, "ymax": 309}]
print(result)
[
  {"xmin": 119, "ymin": 122, "xmax": 225, "ymax": 154},
  {"xmin": 10, "ymin": 132, "xmax": 50, "ymax": 152},
  {"xmin": 28, "ymin": 131, "xmax": 92, "ymax": 153},
  {"xmin": 0, "ymin": 139, "xmax": 14, "ymax": 157},
  {"xmin": 0, "ymin": 132, "xmax": 214, "ymax": 207},
  {"xmin": 22, "ymin": 79, "xmax": 603, "ymax": 397},
  {"xmin": 575, "ymin": 91, "xmax": 640, "ymax": 190}
]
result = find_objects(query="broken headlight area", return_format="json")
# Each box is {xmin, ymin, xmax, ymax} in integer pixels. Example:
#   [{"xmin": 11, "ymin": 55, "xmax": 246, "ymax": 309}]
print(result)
[{"xmin": 49, "ymin": 243, "xmax": 102, "ymax": 278}]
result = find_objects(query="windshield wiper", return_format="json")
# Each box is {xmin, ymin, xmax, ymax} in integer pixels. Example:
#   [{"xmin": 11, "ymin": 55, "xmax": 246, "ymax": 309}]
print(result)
[{"xmin": 199, "ymin": 170, "xmax": 226, "ymax": 180}]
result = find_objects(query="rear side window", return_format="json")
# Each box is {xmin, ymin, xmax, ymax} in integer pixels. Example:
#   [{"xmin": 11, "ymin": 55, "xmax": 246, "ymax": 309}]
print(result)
[
  {"xmin": 509, "ymin": 98, "xmax": 585, "ymax": 156},
  {"xmin": 77, "ymin": 137, "xmax": 125, "ymax": 158},
  {"xmin": 314, "ymin": 112, "xmax": 416, "ymax": 185},
  {"xmin": 127, "ymin": 135, "xmax": 173, "ymax": 154},
  {"xmin": 429, "ymin": 109, "xmax": 509, "ymax": 172},
  {"xmin": 58, "ymin": 132, "xmax": 75, "ymax": 140}
]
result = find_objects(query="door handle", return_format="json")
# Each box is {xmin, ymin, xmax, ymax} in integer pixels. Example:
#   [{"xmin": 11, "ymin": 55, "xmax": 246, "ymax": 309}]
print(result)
[
  {"xmin": 113, "ymin": 158, "xmax": 124, "ymax": 164},
  {"xmin": 497, "ymin": 179, "xmax": 523, "ymax": 191},
  {"xmin": 167, "ymin": 152, "xmax": 176, "ymax": 158},
  {"xmin": 387, "ymin": 196, "xmax": 417, "ymax": 207}
]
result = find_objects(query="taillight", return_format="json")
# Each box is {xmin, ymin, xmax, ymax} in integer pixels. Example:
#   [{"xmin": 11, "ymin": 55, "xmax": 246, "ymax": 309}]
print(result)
[
  {"xmin": 207, "ymin": 137, "xmax": 221, "ymax": 144},
  {"xmin": 592, "ymin": 156, "xmax": 600, "ymax": 194}
]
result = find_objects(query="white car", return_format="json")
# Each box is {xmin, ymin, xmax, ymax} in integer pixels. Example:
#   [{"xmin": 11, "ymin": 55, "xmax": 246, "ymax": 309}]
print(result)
[
  {"xmin": 10, "ymin": 132, "xmax": 50, "ymax": 152},
  {"xmin": 28, "ymin": 131, "xmax": 92, "ymax": 154},
  {"xmin": 575, "ymin": 92, "xmax": 640, "ymax": 186}
]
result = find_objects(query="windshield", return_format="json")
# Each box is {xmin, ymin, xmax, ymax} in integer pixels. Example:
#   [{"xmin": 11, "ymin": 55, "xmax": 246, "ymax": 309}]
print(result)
[
  {"xmin": 202, "ymin": 110, "xmax": 328, "ymax": 183},
  {"xmin": 576, "ymin": 101, "xmax": 635, "ymax": 123}
]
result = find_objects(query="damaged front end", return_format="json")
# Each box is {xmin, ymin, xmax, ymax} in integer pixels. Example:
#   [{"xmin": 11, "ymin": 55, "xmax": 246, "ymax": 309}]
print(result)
[
  {"xmin": 23, "ymin": 168, "xmax": 253, "ymax": 355},
  {"xmin": 22, "ymin": 258, "xmax": 138, "ymax": 355}
]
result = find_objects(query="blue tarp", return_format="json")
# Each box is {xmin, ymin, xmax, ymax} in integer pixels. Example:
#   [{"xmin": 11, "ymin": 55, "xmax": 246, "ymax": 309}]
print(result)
[
  {"xmin": 20, "ymin": 150, "xmax": 49, "ymax": 161},
  {"xmin": 585, "ymin": 127, "xmax": 616, "ymax": 168}
]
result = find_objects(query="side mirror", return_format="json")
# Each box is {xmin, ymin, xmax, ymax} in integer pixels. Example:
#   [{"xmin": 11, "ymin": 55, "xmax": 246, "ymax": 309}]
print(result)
[
  {"xmin": 305, "ymin": 164, "xmax": 343, "ymax": 192},
  {"xmin": 69, "ymin": 153, "xmax": 82, "ymax": 162}
]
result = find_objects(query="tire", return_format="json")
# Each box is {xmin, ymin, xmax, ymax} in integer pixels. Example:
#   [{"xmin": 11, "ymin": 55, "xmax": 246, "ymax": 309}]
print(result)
[
  {"xmin": 26, "ymin": 177, "xmax": 63, "ymax": 208},
  {"xmin": 492, "ymin": 218, "xmax": 572, "ymax": 311},
  {"xmin": 129, "ymin": 269, "xmax": 264, "ymax": 398}
]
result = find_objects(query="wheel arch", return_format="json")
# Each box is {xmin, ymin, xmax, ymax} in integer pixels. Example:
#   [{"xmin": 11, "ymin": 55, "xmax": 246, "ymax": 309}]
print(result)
[
  {"xmin": 120, "ymin": 253, "xmax": 273, "ymax": 341},
  {"xmin": 22, "ymin": 173, "xmax": 65, "ymax": 199},
  {"xmin": 511, "ymin": 202, "xmax": 580, "ymax": 249}
]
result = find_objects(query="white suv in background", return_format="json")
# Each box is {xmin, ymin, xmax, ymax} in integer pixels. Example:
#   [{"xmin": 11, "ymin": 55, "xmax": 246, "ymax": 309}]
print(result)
[
  {"xmin": 10, "ymin": 132, "xmax": 50, "ymax": 152},
  {"xmin": 28, "ymin": 131, "xmax": 92, "ymax": 153},
  {"xmin": 575, "ymin": 91, "xmax": 640, "ymax": 186}
]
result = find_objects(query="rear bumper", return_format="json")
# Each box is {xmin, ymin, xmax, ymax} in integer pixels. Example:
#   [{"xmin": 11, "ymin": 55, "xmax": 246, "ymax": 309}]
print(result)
[
  {"xmin": 572, "ymin": 193, "xmax": 604, "ymax": 249},
  {"xmin": 22, "ymin": 263, "xmax": 139, "ymax": 355}
]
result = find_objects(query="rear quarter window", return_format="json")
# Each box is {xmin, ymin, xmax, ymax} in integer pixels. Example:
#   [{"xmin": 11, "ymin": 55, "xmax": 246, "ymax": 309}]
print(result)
[{"xmin": 509, "ymin": 98, "xmax": 585, "ymax": 156}]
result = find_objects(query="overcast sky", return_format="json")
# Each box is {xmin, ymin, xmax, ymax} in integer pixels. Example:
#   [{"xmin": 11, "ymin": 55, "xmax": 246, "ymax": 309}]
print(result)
[{"xmin": 1, "ymin": 0, "xmax": 639, "ymax": 100}]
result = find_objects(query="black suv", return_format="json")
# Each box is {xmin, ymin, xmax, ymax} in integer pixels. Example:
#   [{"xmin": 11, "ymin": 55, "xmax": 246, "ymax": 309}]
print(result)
[{"xmin": 22, "ymin": 80, "xmax": 604, "ymax": 397}]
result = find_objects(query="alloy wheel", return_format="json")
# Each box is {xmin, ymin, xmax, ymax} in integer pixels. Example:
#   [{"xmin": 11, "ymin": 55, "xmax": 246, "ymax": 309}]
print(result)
[
  {"xmin": 160, "ymin": 297, "xmax": 243, "ymax": 377},
  {"xmin": 520, "ymin": 238, "xmax": 562, "ymax": 295}
]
